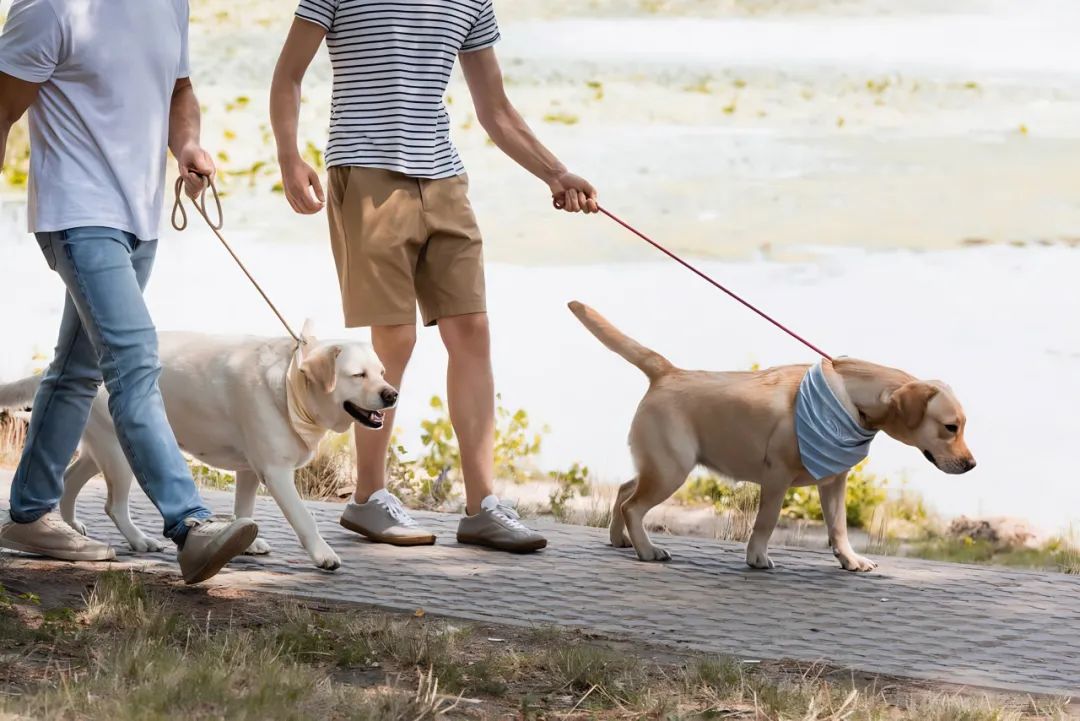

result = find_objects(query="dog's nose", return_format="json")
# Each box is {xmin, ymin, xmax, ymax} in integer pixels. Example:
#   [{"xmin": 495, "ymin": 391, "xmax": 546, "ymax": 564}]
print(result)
[
  {"xmin": 380, "ymin": 388, "xmax": 398, "ymax": 407},
  {"xmin": 962, "ymin": 458, "xmax": 977, "ymax": 473}
]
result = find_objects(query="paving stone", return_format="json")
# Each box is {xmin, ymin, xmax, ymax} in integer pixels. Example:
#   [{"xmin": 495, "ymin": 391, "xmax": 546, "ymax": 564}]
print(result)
[{"xmin": 1, "ymin": 474, "xmax": 1078, "ymax": 696}]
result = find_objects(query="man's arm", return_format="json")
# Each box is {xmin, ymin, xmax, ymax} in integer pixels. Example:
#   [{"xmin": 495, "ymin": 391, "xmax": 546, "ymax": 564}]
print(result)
[
  {"xmin": 270, "ymin": 19, "xmax": 326, "ymax": 215},
  {"xmin": 460, "ymin": 48, "xmax": 598, "ymax": 214},
  {"xmin": 0, "ymin": 73, "xmax": 38, "ymax": 173},
  {"xmin": 169, "ymin": 77, "xmax": 216, "ymax": 199}
]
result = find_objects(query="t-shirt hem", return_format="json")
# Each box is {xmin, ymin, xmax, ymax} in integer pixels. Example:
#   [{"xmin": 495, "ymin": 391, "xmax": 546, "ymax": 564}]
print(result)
[
  {"xmin": 460, "ymin": 33, "xmax": 501, "ymax": 53},
  {"xmin": 295, "ymin": 11, "xmax": 332, "ymax": 32},
  {"xmin": 325, "ymin": 159, "xmax": 465, "ymax": 180},
  {"xmin": 0, "ymin": 58, "xmax": 52, "ymax": 84},
  {"xmin": 30, "ymin": 219, "xmax": 157, "ymax": 242}
]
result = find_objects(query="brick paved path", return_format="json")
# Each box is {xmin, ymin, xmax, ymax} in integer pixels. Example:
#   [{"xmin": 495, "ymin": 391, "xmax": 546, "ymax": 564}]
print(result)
[{"xmin": 2, "ymin": 473, "xmax": 1078, "ymax": 696}]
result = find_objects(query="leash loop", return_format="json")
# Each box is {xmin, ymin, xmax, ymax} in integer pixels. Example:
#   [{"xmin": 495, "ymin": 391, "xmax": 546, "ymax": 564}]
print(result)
[
  {"xmin": 173, "ymin": 174, "xmax": 301, "ymax": 344},
  {"xmin": 554, "ymin": 194, "xmax": 832, "ymax": 360}
]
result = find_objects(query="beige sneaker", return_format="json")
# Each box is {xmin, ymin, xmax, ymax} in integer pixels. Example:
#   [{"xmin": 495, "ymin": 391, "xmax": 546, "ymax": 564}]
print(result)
[
  {"xmin": 457, "ymin": 496, "xmax": 547, "ymax": 553},
  {"xmin": 0, "ymin": 510, "xmax": 116, "ymax": 561},
  {"xmin": 178, "ymin": 515, "xmax": 258, "ymax": 585},
  {"xmin": 339, "ymin": 489, "xmax": 436, "ymax": 546}
]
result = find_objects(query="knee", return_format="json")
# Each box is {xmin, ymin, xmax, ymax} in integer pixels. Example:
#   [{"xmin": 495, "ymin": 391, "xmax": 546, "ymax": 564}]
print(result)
[
  {"xmin": 440, "ymin": 313, "xmax": 490, "ymax": 356},
  {"xmin": 372, "ymin": 324, "xmax": 417, "ymax": 365}
]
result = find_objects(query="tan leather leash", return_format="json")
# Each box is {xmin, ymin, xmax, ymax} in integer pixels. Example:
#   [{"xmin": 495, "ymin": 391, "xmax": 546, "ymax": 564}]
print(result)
[{"xmin": 171, "ymin": 175, "xmax": 302, "ymax": 344}]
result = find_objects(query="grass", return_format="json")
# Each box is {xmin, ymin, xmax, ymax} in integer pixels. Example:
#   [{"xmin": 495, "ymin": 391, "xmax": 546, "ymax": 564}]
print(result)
[
  {"xmin": 0, "ymin": 568, "xmax": 1066, "ymax": 720},
  {"xmin": 904, "ymin": 536, "xmax": 1080, "ymax": 574},
  {"xmin": 0, "ymin": 412, "xmax": 27, "ymax": 468}
]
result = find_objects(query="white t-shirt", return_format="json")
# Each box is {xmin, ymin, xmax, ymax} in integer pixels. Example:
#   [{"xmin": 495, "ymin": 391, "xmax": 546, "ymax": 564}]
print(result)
[{"xmin": 0, "ymin": 0, "xmax": 190, "ymax": 241}]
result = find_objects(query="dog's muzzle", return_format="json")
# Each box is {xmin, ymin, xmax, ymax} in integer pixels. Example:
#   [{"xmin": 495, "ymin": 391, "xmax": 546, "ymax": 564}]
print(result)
[{"xmin": 344, "ymin": 402, "xmax": 385, "ymax": 430}]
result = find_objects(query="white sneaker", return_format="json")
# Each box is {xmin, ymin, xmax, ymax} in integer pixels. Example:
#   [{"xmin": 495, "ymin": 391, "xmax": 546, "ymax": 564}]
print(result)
[
  {"xmin": 0, "ymin": 510, "xmax": 116, "ymax": 561},
  {"xmin": 177, "ymin": 514, "xmax": 258, "ymax": 585},
  {"xmin": 339, "ymin": 489, "xmax": 435, "ymax": 546}
]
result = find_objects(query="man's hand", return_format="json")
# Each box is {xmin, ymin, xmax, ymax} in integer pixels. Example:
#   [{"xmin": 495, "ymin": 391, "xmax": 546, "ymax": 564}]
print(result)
[
  {"xmin": 279, "ymin": 156, "xmax": 325, "ymax": 214},
  {"xmin": 177, "ymin": 143, "xmax": 216, "ymax": 199},
  {"xmin": 549, "ymin": 171, "xmax": 599, "ymax": 214}
]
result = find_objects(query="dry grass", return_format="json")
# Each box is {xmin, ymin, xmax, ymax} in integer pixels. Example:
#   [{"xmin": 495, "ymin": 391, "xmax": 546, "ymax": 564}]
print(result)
[
  {"xmin": 0, "ymin": 567, "xmax": 1068, "ymax": 720},
  {"xmin": 0, "ymin": 412, "xmax": 27, "ymax": 468},
  {"xmin": 294, "ymin": 432, "xmax": 355, "ymax": 501}
]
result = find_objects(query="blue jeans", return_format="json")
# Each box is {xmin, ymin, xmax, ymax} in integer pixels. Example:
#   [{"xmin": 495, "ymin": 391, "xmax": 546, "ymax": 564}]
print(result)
[{"xmin": 9, "ymin": 227, "xmax": 211, "ymax": 543}]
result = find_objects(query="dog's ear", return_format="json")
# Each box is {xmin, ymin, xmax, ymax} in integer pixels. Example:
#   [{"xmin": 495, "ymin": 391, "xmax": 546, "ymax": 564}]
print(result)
[
  {"xmin": 300, "ymin": 318, "xmax": 318, "ymax": 347},
  {"xmin": 888, "ymin": 382, "xmax": 939, "ymax": 429},
  {"xmin": 299, "ymin": 344, "xmax": 342, "ymax": 394}
]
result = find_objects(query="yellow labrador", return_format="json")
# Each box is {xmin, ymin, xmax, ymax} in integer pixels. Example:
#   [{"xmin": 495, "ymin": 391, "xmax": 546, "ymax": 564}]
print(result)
[
  {"xmin": 0, "ymin": 320, "xmax": 396, "ymax": 570},
  {"xmin": 569, "ymin": 301, "xmax": 975, "ymax": 572}
]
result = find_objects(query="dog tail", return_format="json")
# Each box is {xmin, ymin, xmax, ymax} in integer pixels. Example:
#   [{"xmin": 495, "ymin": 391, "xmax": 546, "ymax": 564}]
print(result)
[
  {"xmin": 568, "ymin": 301, "xmax": 674, "ymax": 381},
  {"xmin": 0, "ymin": 375, "xmax": 41, "ymax": 410}
]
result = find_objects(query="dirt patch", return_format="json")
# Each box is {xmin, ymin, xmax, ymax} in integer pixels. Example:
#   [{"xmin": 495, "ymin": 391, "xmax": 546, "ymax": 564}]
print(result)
[{"xmin": 0, "ymin": 559, "xmax": 1072, "ymax": 720}]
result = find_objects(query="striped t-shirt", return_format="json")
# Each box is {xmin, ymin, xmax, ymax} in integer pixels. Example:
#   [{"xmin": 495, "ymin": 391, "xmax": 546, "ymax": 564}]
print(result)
[{"xmin": 296, "ymin": 0, "xmax": 500, "ymax": 179}]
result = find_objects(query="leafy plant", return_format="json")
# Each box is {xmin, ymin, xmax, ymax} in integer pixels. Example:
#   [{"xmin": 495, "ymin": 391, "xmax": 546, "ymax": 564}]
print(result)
[{"xmin": 548, "ymin": 463, "xmax": 592, "ymax": 522}]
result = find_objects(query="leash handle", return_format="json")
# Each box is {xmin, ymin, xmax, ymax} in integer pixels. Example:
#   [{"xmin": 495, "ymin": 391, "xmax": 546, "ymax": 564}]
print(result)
[
  {"xmin": 172, "ymin": 174, "xmax": 301, "ymax": 344},
  {"xmin": 555, "ymin": 194, "xmax": 833, "ymax": 361}
]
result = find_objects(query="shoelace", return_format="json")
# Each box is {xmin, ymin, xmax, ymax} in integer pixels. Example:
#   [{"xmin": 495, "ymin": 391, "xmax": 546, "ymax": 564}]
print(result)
[
  {"xmin": 375, "ymin": 495, "xmax": 420, "ymax": 528},
  {"xmin": 42, "ymin": 513, "xmax": 83, "ymax": 536},
  {"xmin": 491, "ymin": 504, "xmax": 527, "ymax": 531}
]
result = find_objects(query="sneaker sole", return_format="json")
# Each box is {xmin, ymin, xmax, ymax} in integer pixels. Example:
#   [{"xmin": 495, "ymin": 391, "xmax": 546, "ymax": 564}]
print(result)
[
  {"xmin": 339, "ymin": 517, "xmax": 436, "ymax": 546},
  {"xmin": 456, "ymin": 533, "xmax": 547, "ymax": 554},
  {"xmin": 183, "ymin": 520, "xmax": 259, "ymax": 585},
  {"xmin": 0, "ymin": 537, "xmax": 116, "ymax": 562}
]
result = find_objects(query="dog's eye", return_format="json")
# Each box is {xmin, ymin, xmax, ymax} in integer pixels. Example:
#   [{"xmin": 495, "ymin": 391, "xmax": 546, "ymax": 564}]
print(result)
[
  {"xmin": 354, "ymin": 372, "xmax": 367, "ymax": 379},
  {"xmin": 944, "ymin": 423, "xmax": 958, "ymax": 433}
]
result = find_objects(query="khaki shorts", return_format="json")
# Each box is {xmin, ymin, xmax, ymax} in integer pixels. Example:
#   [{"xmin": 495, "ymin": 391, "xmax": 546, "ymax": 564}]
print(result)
[{"xmin": 326, "ymin": 166, "xmax": 486, "ymax": 328}]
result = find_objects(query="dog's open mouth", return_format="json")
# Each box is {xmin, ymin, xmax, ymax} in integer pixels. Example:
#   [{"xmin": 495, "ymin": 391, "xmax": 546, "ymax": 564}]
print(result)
[{"xmin": 344, "ymin": 401, "xmax": 385, "ymax": 429}]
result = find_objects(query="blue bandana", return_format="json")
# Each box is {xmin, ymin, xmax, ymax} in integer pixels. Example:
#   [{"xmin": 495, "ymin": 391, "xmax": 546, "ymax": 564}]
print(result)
[{"xmin": 795, "ymin": 361, "xmax": 877, "ymax": 480}]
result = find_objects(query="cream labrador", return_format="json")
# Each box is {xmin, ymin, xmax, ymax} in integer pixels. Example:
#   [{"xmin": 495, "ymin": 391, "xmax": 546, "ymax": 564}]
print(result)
[
  {"xmin": 568, "ymin": 301, "xmax": 975, "ymax": 572},
  {"xmin": 0, "ymin": 321, "xmax": 396, "ymax": 570}
]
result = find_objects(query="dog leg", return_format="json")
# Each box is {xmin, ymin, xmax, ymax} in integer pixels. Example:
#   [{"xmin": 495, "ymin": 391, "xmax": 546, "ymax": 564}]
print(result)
[
  {"xmin": 623, "ymin": 465, "xmax": 689, "ymax": 562},
  {"xmin": 609, "ymin": 478, "xmax": 636, "ymax": 548},
  {"xmin": 819, "ymin": 473, "xmax": 877, "ymax": 572},
  {"xmin": 235, "ymin": 470, "xmax": 271, "ymax": 556},
  {"xmin": 260, "ymin": 467, "xmax": 340, "ymax": 571},
  {"xmin": 60, "ymin": 454, "xmax": 101, "ymax": 536},
  {"xmin": 746, "ymin": 482, "xmax": 786, "ymax": 569},
  {"xmin": 102, "ymin": 463, "xmax": 167, "ymax": 553}
]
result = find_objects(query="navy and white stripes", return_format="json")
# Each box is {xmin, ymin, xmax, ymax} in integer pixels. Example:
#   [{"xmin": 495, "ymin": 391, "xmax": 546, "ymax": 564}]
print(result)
[{"xmin": 296, "ymin": 0, "xmax": 500, "ymax": 179}]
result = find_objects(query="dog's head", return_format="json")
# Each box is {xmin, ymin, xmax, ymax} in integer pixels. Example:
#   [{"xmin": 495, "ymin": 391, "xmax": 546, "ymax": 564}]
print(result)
[
  {"xmin": 879, "ymin": 380, "xmax": 976, "ymax": 475},
  {"xmin": 295, "ymin": 320, "xmax": 398, "ymax": 432}
]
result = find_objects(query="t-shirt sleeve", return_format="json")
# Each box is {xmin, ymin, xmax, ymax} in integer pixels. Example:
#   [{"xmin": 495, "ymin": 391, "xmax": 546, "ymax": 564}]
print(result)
[
  {"xmin": 460, "ymin": 0, "xmax": 500, "ymax": 53},
  {"xmin": 177, "ymin": 0, "xmax": 191, "ymax": 78},
  {"xmin": 0, "ymin": 0, "xmax": 63, "ymax": 83},
  {"xmin": 295, "ymin": 0, "xmax": 338, "ymax": 32}
]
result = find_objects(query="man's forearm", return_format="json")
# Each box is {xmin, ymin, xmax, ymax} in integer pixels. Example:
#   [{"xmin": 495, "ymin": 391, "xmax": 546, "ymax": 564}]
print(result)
[
  {"xmin": 168, "ymin": 80, "xmax": 202, "ymax": 157},
  {"xmin": 481, "ymin": 105, "xmax": 566, "ymax": 187},
  {"xmin": 270, "ymin": 72, "xmax": 303, "ymax": 163}
]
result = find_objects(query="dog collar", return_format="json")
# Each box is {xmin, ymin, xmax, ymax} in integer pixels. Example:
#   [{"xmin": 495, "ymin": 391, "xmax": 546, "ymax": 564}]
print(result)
[
  {"xmin": 285, "ymin": 345, "xmax": 329, "ymax": 454},
  {"xmin": 794, "ymin": 361, "xmax": 877, "ymax": 480}
]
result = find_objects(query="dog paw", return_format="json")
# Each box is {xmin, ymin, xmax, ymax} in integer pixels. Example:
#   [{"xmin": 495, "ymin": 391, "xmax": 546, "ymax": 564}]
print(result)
[
  {"xmin": 746, "ymin": 549, "xmax": 775, "ymax": 569},
  {"xmin": 311, "ymin": 546, "xmax": 341, "ymax": 571},
  {"xmin": 128, "ymin": 534, "xmax": 166, "ymax": 553},
  {"xmin": 837, "ymin": 552, "xmax": 877, "ymax": 572},
  {"xmin": 610, "ymin": 532, "xmax": 633, "ymax": 548},
  {"xmin": 244, "ymin": 538, "xmax": 272, "ymax": 556},
  {"xmin": 636, "ymin": 545, "xmax": 671, "ymax": 562},
  {"xmin": 68, "ymin": 519, "xmax": 88, "ymax": 537}
]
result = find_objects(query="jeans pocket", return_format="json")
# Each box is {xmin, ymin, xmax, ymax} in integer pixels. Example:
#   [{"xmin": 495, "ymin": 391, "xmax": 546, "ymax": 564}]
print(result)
[{"xmin": 35, "ymin": 233, "xmax": 57, "ymax": 270}]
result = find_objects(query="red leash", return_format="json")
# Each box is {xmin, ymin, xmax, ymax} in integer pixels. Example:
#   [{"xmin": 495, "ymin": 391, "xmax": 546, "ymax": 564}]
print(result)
[{"xmin": 555, "ymin": 197, "xmax": 833, "ymax": 361}]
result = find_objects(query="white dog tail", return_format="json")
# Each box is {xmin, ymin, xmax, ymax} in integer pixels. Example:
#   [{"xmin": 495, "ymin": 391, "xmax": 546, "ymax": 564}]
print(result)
[
  {"xmin": 0, "ymin": 375, "xmax": 41, "ymax": 410},
  {"xmin": 568, "ymin": 301, "xmax": 674, "ymax": 381}
]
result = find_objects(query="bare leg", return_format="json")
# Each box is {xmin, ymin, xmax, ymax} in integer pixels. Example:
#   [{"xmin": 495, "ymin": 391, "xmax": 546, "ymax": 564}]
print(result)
[
  {"xmin": 746, "ymin": 481, "xmax": 787, "ymax": 569},
  {"xmin": 609, "ymin": 478, "xmax": 636, "ymax": 548},
  {"xmin": 353, "ymin": 324, "xmax": 416, "ymax": 503},
  {"xmin": 819, "ymin": 473, "xmax": 877, "ymax": 572},
  {"xmin": 60, "ymin": 454, "xmax": 99, "ymax": 536},
  {"xmin": 261, "ymin": 467, "xmax": 340, "ymax": 570},
  {"xmin": 235, "ymin": 470, "xmax": 270, "ymax": 555},
  {"xmin": 438, "ymin": 313, "xmax": 495, "ymax": 515}
]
